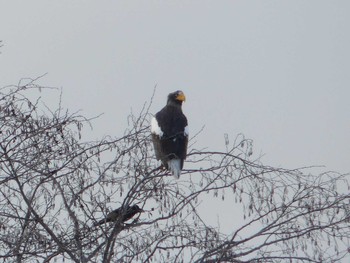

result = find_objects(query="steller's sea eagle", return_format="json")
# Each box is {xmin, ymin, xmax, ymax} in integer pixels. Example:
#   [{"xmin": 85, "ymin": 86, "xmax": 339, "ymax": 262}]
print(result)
[
  {"xmin": 93, "ymin": 204, "xmax": 143, "ymax": 226},
  {"xmin": 151, "ymin": 90, "xmax": 188, "ymax": 179}
]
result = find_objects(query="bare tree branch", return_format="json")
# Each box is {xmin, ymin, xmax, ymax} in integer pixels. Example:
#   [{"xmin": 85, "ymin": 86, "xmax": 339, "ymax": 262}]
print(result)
[{"xmin": 0, "ymin": 83, "xmax": 349, "ymax": 262}]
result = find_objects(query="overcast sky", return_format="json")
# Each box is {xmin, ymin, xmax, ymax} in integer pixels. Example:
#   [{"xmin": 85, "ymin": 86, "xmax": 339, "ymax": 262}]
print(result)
[
  {"xmin": 1, "ymin": 1, "xmax": 350, "ymax": 260},
  {"xmin": 2, "ymin": 1, "xmax": 349, "ymax": 174}
]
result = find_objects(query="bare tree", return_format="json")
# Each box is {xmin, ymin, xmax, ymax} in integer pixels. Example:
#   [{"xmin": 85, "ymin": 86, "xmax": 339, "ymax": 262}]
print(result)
[{"xmin": 0, "ymin": 81, "xmax": 349, "ymax": 262}]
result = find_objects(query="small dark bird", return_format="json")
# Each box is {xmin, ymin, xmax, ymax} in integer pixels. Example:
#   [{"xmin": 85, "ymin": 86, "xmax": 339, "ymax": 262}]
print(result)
[
  {"xmin": 93, "ymin": 204, "xmax": 144, "ymax": 226},
  {"xmin": 151, "ymin": 90, "xmax": 188, "ymax": 179}
]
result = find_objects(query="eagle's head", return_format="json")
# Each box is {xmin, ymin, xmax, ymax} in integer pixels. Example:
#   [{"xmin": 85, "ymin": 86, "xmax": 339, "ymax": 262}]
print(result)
[{"xmin": 167, "ymin": 90, "xmax": 186, "ymax": 106}]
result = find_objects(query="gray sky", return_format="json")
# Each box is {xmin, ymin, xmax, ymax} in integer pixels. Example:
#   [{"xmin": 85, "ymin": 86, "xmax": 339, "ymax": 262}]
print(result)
[
  {"xmin": 1, "ymin": 1, "xmax": 350, "ymax": 261},
  {"xmin": 2, "ymin": 1, "xmax": 349, "ymax": 174}
]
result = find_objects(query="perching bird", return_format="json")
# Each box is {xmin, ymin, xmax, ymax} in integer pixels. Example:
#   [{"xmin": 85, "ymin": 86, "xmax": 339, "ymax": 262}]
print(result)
[
  {"xmin": 93, "ymin": 204, "xmax": 144, "ymax": 226},
  {"xmin": 151, "ymin": 90, "xmax": 188, "ymax": 179}
]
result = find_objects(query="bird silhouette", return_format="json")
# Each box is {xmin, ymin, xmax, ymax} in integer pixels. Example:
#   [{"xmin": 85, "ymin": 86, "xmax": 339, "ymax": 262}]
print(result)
[
  {"xmin": 93, "ymin": 204, "xmax": 144, "ymax": 226},
  {"xmin": 151, "ymin": 90, "xmax": 188, "ymax": 179}
]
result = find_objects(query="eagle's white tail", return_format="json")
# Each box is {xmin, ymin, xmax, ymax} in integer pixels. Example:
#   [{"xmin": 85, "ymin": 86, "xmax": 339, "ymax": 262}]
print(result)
[{"xmin": 167, "ymin": 159, "xmax": 181, "ymax": 179}]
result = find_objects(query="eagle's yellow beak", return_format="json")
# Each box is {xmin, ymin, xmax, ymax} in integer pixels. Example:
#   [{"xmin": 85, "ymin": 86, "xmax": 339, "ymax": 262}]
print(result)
[{"xmin": 176, "ymin": 92, "xmax": 186, "ymax": 102}]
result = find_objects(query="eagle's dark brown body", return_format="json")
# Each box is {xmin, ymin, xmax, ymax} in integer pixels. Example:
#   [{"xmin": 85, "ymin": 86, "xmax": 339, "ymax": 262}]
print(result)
[{"xmin": 151, "ymin": 91, "xmax": 188, "ymax": 179}]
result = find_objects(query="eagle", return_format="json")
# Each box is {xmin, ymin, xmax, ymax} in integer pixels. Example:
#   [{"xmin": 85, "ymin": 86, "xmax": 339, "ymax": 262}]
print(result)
[
  {"xmin": 93, "ymin": 204, "xmax": 144, "ymax": 226},
  {"xmin": 151, "ymin": 90, "xmax": 188, "ymax": 179}
]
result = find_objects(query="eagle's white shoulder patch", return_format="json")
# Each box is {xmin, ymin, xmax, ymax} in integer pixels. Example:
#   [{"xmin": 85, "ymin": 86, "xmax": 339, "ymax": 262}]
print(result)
[
  {"xmin": 151, "ymin": 117, "xmax": 164, "ymax": 137},
  {"xmin": 184, "ymin": 125, "xmax": 189, "ymax": 137}
]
